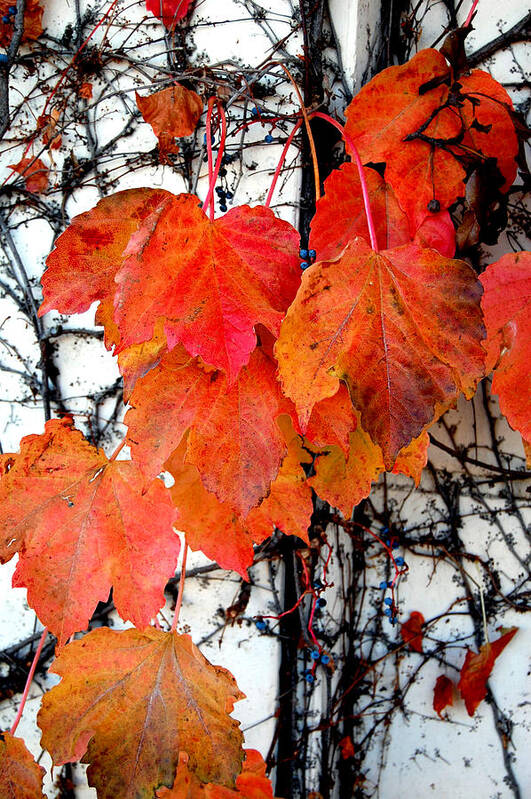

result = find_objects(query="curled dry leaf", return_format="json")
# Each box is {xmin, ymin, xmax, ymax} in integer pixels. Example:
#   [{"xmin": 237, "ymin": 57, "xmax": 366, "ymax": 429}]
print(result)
[
  {"xmin": 157, "ymin": 749, "xmax": 279, "ymax": 798},
  {"xmin": 433, "ymin": 675, "xmax": 455, "ymax": 718},
  {"xmin": 400, "ymin": 611, "xmax": 425, "ymax": 653},
  {"xmin": 38, "ymin": 627, "xmax": 245, "ymax": 799},
  {"xmin": 275, "ymin": 237, "xmax": 484, "ymax": 467},
  {"xmin": 8, "ymin": 158, "xmax": 48, "ymax": 193},
  {"xmin": 458, "ymin": 627, "xmax": 517, "ymax": 716},
  {"xmin": 136, "ymin": 83, "xmax": 203, "ymax": 158},
  {"xmin": 0, "ymin": 418, "xmax": 179, "ymax": 647},
  {"xmin": 0, "ymin": 732, "xmax": 45, "ymax": 799},
  {"xmin": 480, "ymin": 252, "xmax": 531, "ymax": 455}
]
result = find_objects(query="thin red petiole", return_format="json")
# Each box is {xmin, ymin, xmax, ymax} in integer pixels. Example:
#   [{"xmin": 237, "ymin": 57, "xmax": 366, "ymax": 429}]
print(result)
[
  {"xmin": 310, "ymin": 111, "xmax": 379, "ymax": 252},
  {"xmin": 203, "ymin": 100, "xmax": 228, "ymax": 221},
  {"xmin": 109, "ymin": 438, "xmax": 126, "ymax": 461},
  {"xmin": 464, "ymin": 0, "xmax": 479, "ymax": 28},
  {"xmin": 171, "ymin": 539, "xmax": 188, "ymax": 632},
  {"xmin": 10, "ymin": 627, "xmax": 48, "ymax": 736},
  {"xmin": 265, "ymin": 119, "xmax": 303, "ymax": 208}
]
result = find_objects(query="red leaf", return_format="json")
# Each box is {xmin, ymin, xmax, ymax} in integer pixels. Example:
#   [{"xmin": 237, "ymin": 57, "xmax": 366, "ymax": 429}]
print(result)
[
  {"xmin": 126, "ymin": 346, "xmax": 288, "ymax": 515},
  {"xmin": 0, "ymin": 732, "xmax": 45, "ymax": 799},
  {"xmin": 480, "ymin": 252, "xmax": 531, "ymax": 451},
  {"xmin": 275, "ymin": 238, "xmax": 485, "ymax": 466},
  {"xmin": 338, "ymin": 736, "xmax": 355, "ymax": 760},
  {"xmin": 145, "ymin": 0, "xmax": 193, "ymax": 29},
  {"xmin": 136, "ymin": 84, "xmax": 203, "ymax": 154},
  {"xmin": 305, "ymin": 386, "xmax": 358, "ymax": 455},
  {"xmin": 8, "ymin": 158, "xmax": 48, "ymax": 194},
  {"xmin": 400, "ymin": 611, "xmax": 425, "ymax": 653},
  {"xmin": 38, "ymin": 627, "xmax": 245, "ymax": 798},
  {"xmin": 433, "ymin": 675, "xmax": 455, "ymax": 718},
  {"xmin": 309, "ymin": 161, "xmax": 455, "ymax": 258},
  {"xmin": 0, "ymin": 418, "xmax": 179, "ymax": 646},
  {"xmin": 458, "ymin": 627, "xmax": 517, "ymax": 716}
]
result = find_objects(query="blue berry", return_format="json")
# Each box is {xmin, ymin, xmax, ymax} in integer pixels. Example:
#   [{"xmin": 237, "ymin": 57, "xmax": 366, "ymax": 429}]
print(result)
[
  {"xmin": 300, "ymin": 261, "xmax": 310, "ymax": 270},
  {"xmin": 308, "ymin": 249, "xmax": 316, "ymax": 259},
  {"xmin": 255, "ymin": 619, "xmax": 266, "ymax": 630},
  {"xmin": 0, "ymin": 54, "xmax": 8, "ymax": 64},
  {"xmin": 219, "ymin": 204, "xmax": 227, "ymax": 212},
  {"xmin": 320, "ymin": 654, "xmax": 330, "ymax": 665},
  {"xmin": 299, "ymin": 248, "xmax": 309, "ymax": 259},
  {"xmin": 310, "ymin": 649, "xmax": 320, "ymax": 660},
  {"xmin": 312, "ymin": 579, "xmax": 323, "ymax": 590},
  {"xmin": 8, "ymin": 5, "xmax": 16, "ymax": 13},
  {"xmin": 395, "ymin": 557, "xmax": 405, "ymax": 567},
  {"xmin": 215, "ymin": 187, "xmax": 224, "ymax": 196},
  {"xmin": 316, "ymin": 598, "xmax": 327, "ymax": 608},
  {"xmin": 225, "ymin": 191, "xmax": 233, "ymax": 200},
  {"xmin": 392, "ymin": 541, "xmax": 400, "ymax": 549},
  {"xmin": 384, "ymin": 608, "xmax": 392, "ymax": 617},
  {"xmin": 2, "ymin": 15, "xmax": 10, "ymax": 23},
  {"xmin": 387, "ymin": 581, "xmax": 394, "ymax": 588},
  {"xmin": 264, "ymin": 134, "xmax": 273, "ymax": 143},
  {"xmin": 251, "ymin": 106, "xmax": 259, "ymax": 116},
  {"xmin": 203, "ymin": 133, "xmax": 215, "ymax": 144},
  {"xmin": 379, "ymin": 581, "xmax": 388, "ymax": 590},
  {"xmin": 305, "ymin": 673, "xmax": 315, "ymax": 684},
  {"xmin": 384, "ymin": 597, "xmax": 393, "ymax": 606}
]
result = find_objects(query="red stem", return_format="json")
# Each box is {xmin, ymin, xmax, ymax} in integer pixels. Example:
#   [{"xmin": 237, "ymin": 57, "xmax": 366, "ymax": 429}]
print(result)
[
  {"xmin": 203, "ymin": 100, "xmax": 227, "ymax": 221},
  {"xmin": 464, "ymin": 0, "xmax": 479, "ymax": 28},
  {"xmin": 171, "ymin": 540, "xmax": 188, "ymax": 631},
  {"xmin": 10, "ymin": 627, "xmax": 48, "ymax": 736},
  {"xmin": 265, "ymin": 119, "xmax": 303, "ymax": 208},
  {"xmin": 310, "ymin": 111, "xmax": 379, "ymax": 252}
]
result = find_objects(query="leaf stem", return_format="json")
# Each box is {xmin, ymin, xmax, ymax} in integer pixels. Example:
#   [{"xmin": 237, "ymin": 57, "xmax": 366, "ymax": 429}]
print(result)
[
  {"xmin": 10, "ymin": 627, "xmax": 48, "ymax": 736},
  {"xmin": 171, "ymin": 539, "xmax": 188, "ymax": 631},
  {"xmin": 310, "ymin": 111, "xmax": 379, "ymax": 252},
  {"xmin": 109, "ymin": 438, "xmax": 126, "ymax": 461},
  {"xmin": 276, "ymin": 63, "xmax": 320, "ymax": 202},
  {"xmin": 265, "ymin": 119, "xmax": 303, "ymax": 207},
  {"xmin": 203, "ymin": 99, "xmax": 228, "ymax": 221}
]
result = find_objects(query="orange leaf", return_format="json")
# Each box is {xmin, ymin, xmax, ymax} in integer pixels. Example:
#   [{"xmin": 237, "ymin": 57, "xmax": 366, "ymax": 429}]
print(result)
[
  {"xmin": 0, "ymin": 732, "xmax": 45, "ymax": 799},
  {"xmin": 309, "ymin": 161, "xmax": 455, "ymax": 257},
  {"xmin": 275, "ymin": 238, "xmax": 485, "ymax": 467},
  {"xmin": 400, "ymin": 611, "xmax": 425, "ymax": 653},
  {"xmin": 0, "ymin": 0, "xmax": 43, "ymax": 45},
  {"xmin": 157, "ymin": 749, "xmax": 278, "ymax": 798},
  {"xmin": 392, "ymin": 430, "xmax": 429, "ymax": 486},
  {"xmin": 480, "ymin": 252, "xmax": 531, "ymax": 449},
  {"xmin": 0, "ymin": 418, "xmax": 179, "ymax": 647},
  {"xmin": 79, "ymin": 82, "xmax": 93, "ymax": 99},
  {"xmin": 126, "ymin": 346, "xmax": 288, "ymax": 515},
  {"xmin": 305, "ymin": 386, "xmax": 358, "ymax": 455},
  {"xmin": 8, "ymin": 158, "xmax": 48, "ymax": 193},
  {"xmin": 458, "ymin": 627, "xmax": 517, "ymax": 716},
  {"xmin": 146, "ymin": 0, "xmax": 193, "ymax": 29},
  {"xmin": 433, "ymin": 675, "xmax": 455, "ymax": 718},
  {"xmin": 136, "ymin": 84, "xmax": 203, "ymax": 152},
  {"xmin": 38, "ymin": 627, "xmax": 245, "ymax": 798},
  {"xmin": 338, "ymin": 736, "xmax": 355, "ymax": 760},
  {"xmin": 41, "ymin": 189, "xmax": 301, "ymax": 382}
]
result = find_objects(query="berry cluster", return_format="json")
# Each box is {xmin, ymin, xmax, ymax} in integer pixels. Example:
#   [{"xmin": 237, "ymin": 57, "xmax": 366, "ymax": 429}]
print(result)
[
  {"xmin": 299, "ymin": 248, "xmax": 316, "ymax": 270},
  {"xmin": 2, "ymin": 4, "xmax": 16, "ymax": 24}
]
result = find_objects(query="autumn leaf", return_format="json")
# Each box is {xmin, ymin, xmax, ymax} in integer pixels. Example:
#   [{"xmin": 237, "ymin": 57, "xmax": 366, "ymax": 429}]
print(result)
[
  {"xmin": 157, "ymin": 749, "xmax": 278, "ymax": 798},
  {"xmin": 114, "ymin": 193, "xmax": 301, "ymax": 381},
  {"xmin": 8, "ymin": 158, "xmax": 48, "ymax": 193},
  {"xmin": 400, "ymin": 611, "xmax": 425, "ymax": 653},
  {"xmin": 166, "ymin": 418, "xmax": 312, "ymax": 577},
  {"xmin": 145, "ymin": 0, "xmax": 193, "ymax": 29},
  {"xmin": 0, "ymin": 732, "xmax": 45, "ymax": 799},
  {"xmin": 79, "ymin": 82, "xmax": 93, "ymax": 99},
  {"xmin": 0, "ymin": 418, "xmax": 179, "ymax": 647},
  {"xmin": 126, "ymin": 346, "xmax": 289, "ymax": 515},
  {"xmin": 0, "ymin": 0, "xmax": 43, "ymax": 46},
  {"xmin": 309, "ymin": 161, "xmax": 455, "ymax": 258},
  {"xmin": 458, "ymin": 627, "xmax": 517, "ymax": 716},
  {"xmin": 338, "ymin": 736, "xmax": 355, "ymax": 760},
  {"xmin": 480, "ymin": 252, "xmax": 531, "ymax": 454},
  {"xmin": 38, "ymin": 627, "xmax": 245, "ymax": 799},
  {"xmin": 305, "ymin": 386, "xmax": 358, "ymax": 455},
  {"xmin": 275, "ymin": 237, "xmax": 485, "ymax": 466},
  {"xmin": 136, "ymin": 84, "xmax": 203, "ymax": 158},
  {"xmin": 433, "ymin": 675, "xmax": 455, "ymax": 718},
  {"xmin": 41, "ymin": 189, "xmax": 300, "ymax": 382}
]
